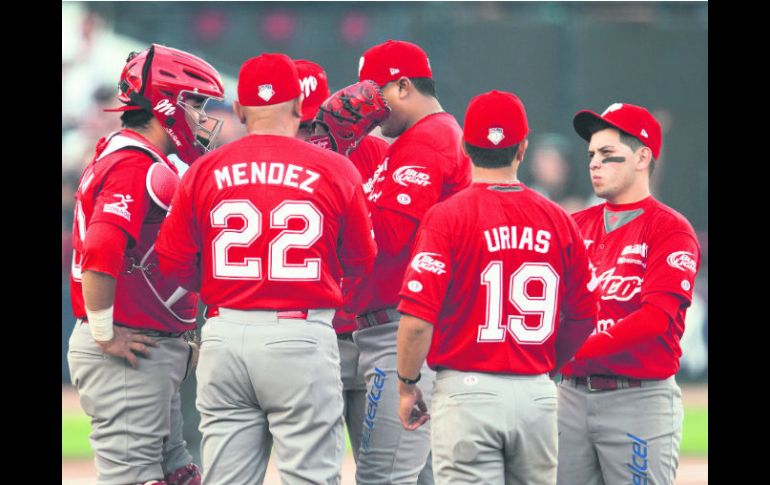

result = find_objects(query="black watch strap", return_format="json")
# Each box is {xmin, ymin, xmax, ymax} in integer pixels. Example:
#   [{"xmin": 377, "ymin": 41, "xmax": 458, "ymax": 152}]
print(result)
[{"xmin": 397, "ymin": 370, "xmax": 421, "ymax": 385}]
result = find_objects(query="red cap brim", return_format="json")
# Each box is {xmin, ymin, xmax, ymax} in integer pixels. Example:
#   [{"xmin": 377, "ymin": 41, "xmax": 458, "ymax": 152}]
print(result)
[{"xmin": 103, "ymin": 105, "xmax": 144, "ymax": 113}]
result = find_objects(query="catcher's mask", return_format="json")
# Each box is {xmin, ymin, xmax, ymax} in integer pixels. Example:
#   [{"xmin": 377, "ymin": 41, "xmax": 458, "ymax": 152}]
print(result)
[{"xmin": 106, "ymin": 44, "xmax": 226, "ymax": 165}]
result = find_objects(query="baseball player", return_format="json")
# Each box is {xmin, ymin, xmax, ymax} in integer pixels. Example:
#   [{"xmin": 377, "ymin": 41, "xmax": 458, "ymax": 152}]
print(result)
[
  {"xmin": 349, "ymin": 39, "xmax": 473, "ymax": 485},
  {"xmin": 557, "ymin": 102, "xmax": 702, "ymax": 485},
  {"xmin": 66, "ymin": 44, "xmax": 225, "ymax": 485},
  {"xmin": 306, "ymin": 77, "xmax": 392, "ymax": 462},
  {"xmin": 154, "ymin": 53, "xmax": 377, "ymax": 485},
  {"xmin": 395, "ymin": 90, "xmax": 598, "ymax": 485},
  {"xmin": 294, "ymin": 59, "xmax": 331, "ymax": 140}
]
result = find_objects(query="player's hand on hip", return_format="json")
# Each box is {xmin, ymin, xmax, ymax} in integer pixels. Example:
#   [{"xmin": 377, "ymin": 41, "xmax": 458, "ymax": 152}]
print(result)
[
  {"xmin": 96, "ymin": 326, "xmax": 158, "ymax": 369},
  {"xmin": 398, "ymin": 382, "xmax": 430, "ymax": 430}
]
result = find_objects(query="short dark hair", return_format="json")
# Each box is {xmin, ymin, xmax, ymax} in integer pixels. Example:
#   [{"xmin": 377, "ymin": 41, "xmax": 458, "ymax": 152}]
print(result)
[
  {"xmin": 120, "ymin": 108, "xmax": 154, "ymax": 129},
  {"xmin": 464, "ymin": 141, "xmax": 521, "ymax": 169},
  {"xmin": 587, "ymin": 119, "xmax": 656, "ymax": 174},
  {"xmin": 409, "ymin": 77, "xmax": 437, "ymax": 99}
]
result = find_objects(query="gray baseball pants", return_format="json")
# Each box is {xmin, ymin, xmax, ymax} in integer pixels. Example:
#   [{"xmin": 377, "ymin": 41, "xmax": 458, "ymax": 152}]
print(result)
[
  {"xmin": 67, "ymin": 319, "xmax": 195, "ymax": 485},
  {"xmin": 196, "ymin": 308, "xmax": 344, "ymax": 485},
  {"xmin": 353, "ymin": 319, "xmax": 436, "ymax": 485},
  {"xmin": 556, "ymin": 376, "xmax": 683, "ymax": 485},
  {"xmin": 431, "ymin": 370, "xmax": 558, "ymax": 485},
  {"xmin": 337, "ymin": 334, "xmax": 367, "ymax": 463}
]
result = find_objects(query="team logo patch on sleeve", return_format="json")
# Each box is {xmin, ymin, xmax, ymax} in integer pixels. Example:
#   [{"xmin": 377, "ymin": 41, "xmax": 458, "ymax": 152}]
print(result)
[
  {"xmin": 103, "ymin": 194, "xmax": 134, "ymax": 221},
  {"xmin": 410, "ymin": 252, "xmax": 447, "ymax": 275},
  {"xmin": 407, "ymin": 280, "xmax": 423, "ymax": 292},
  {"xmin": 393, "ymin": 165, "xmax": 431, "ymax": 187},
  {"xmin": 666, "ymin": 251, "xmax": 697, "ymax": 273}
]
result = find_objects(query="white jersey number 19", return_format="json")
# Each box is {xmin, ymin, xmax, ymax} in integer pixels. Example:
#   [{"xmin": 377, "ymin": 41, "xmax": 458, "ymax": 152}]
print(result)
[{"xmin": 477, "ymin": 261, "xmax": 559, "ymax": 344}]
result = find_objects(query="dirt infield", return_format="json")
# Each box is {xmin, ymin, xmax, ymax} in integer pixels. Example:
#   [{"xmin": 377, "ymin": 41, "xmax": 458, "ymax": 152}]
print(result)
[{"xmin": 62, "ymin": 384, "xmax": 708, "ymax": 484}]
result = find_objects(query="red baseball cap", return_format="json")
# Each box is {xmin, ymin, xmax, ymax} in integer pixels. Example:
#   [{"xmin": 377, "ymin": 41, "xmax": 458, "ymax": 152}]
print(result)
[
  {"xmin": 463, "ymin": 90, "xmax": 529, "ymax": 149},
  {"xmin": 294, "ymin": 59, "xmax": 330, "ymax": 122},
  {"xmin": 358, "ymin": 40, "xmax": 432, "ymax": 86},
  {"xmin": 573, "ymin": 102, "xmax": 662, "ymax": 159},
  {"xmin": 238, "ymin": 53, "xmax": 301, "ymax": 107}
]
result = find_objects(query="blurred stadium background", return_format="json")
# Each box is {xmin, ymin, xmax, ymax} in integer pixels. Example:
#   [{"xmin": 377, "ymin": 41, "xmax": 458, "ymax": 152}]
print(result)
[{"xmin": 62, "ymin": 1, "xmax": 707, "ymax": 483}]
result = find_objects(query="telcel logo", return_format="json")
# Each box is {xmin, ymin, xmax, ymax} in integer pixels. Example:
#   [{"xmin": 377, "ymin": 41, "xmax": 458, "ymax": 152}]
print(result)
[
  {"xmin": 361, "ymin": 367, "xmax": 387, "ymax": 453},
  {"xmin": 626, "ymin": 433, "xmax": 649, "ymax": 484}
]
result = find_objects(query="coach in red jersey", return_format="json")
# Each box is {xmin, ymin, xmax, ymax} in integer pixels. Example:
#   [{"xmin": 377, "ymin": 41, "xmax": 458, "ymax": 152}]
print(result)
[
  {"xmin": 395, "ymin": 90, "xmax": 598, "ymax": 485},
  {"xmin": 557, "ymin": 103, "xmax": 701, "ymax": 485},
  {"xmin": 155, "ymin": 53, "xmax": 376, "ymax": 484},
  {"xmin": 350, "ymin": 39, "xmax": 472, "ymax": 484},
  {"xmin": 67, "ymin": 44, "xmax": 225, "ymax": 484}
]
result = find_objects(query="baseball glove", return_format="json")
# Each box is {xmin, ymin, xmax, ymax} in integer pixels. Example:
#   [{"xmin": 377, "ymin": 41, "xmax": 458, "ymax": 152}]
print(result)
[{"xmin": 309, "ymin": 80, "xmax": 390, "ymax": 156}]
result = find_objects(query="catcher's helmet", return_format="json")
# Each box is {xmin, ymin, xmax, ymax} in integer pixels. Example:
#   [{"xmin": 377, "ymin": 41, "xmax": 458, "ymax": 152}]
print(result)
[{"xmin": 110, "ymin": 44, "xmax": 225, "ymax": 164}]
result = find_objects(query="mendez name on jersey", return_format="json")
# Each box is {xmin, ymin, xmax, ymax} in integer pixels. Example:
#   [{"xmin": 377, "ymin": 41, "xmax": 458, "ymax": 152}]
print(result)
[
  {"xmin": 484, "ymin": 225, "xmax": 551, "ymax": 254},
  {"xmin": 213, "ymin": 161, "xmax": 320, "ymax": 194}
]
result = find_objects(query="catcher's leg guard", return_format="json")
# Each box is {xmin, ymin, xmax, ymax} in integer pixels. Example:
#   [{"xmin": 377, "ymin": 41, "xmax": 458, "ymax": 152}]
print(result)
[{"xmin": 164, "ymin": 463, "xmax": 201, "ymax": 485}]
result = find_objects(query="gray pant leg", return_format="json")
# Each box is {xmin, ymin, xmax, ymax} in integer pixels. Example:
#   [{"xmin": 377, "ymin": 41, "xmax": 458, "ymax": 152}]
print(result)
[
  {"xmin": 431, "ymin": 371, "xmax": 556, "ymax": 485},
  {"xmin": 557, "ymin": 381, "xmax": 603, "ymax": 485},
  {"xmin": 506, "ymin": 377, "xmax": 558, "ymax": 485},
  {"xmin": 198, "ymin": 311, "xmax": 344, "ymax": 485},
  {"xmin": 339, "ymin": 336, "xmax": 366, "ymax": 463},
  {"xmin": 416, "ymin": 453, "xmax": 435, "ymax": 485},
  {"xmin": 590, "ymin": 378, "xmax": 683, "ymax": 485},
  {"xmin": 259, "ymin": 318, "xmax": 345, "ymax": 485},
  {"xmin": 162, "ymin": 389, "xmax": 195, "ymax": 475},
  {"xmin": 354, "ymin": 322, "xmax": 436, "ymax": 485},
  {"xmin": 67, "ymin": 320, "xmax": 189, "ymax": 485},
  {"xmin": 197, "ymin": 318, "xmax": 271, "ymax": 485}
]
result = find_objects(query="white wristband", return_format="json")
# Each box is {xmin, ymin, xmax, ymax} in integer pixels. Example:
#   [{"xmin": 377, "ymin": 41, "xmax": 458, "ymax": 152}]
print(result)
[{"xmin": 86, "ymin": 306, "xmax": 115, "ymax": 342}]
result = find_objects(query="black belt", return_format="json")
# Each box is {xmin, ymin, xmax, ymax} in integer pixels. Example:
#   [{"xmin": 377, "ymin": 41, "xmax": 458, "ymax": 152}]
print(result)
[
  {"xmin": 355, "ymin": 308, "xmax": 401, "ymax": 330},
  {"xmin": 564, "ymin": 375, "xmax": 643, "ymax": 392}
]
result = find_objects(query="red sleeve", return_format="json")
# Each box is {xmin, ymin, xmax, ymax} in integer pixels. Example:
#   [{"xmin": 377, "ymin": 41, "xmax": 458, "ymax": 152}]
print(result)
[
  {"xmin": 375, "ymin": 141, "xmax": 444, "ymax": 221},
  {"xmin": 338, "ymin": 184, "xmax": 378, "ymax": 278},
  {"xmin": 397, "ymin": 210, "xmax": 452, "ymax": 325},
  {"xmin": 90, "ymin": 153, "xmax": 153, "ymax": 242},
  {"xmin": 81, "ymin": 222, "xmax": 128, "ymax": 278},
  {"xmin": 574, "ymin": 303, "xmax": 670, "ymax": 359},
  {"xmin": 155, "ymin": 175, "xmax": 201, "ymax": 288},
  {"xmin": 641, "ymin": 229, "xmax": 701, "ymax": 318},
  {"xmin": 562, "ymin": 216, "xmax": 600, "ymax": 320}
]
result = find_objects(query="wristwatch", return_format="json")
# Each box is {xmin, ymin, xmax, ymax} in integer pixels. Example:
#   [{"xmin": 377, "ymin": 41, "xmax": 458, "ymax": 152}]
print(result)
[{"xmin": 397, "ymin": 370, "xmax": 421, "ymax": 385}]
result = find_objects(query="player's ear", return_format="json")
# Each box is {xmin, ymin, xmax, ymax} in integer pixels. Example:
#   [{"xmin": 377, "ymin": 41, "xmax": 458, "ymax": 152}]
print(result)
[
  {"xmin": 292, "ymin": 96, "xmax": 303, "ymax": 120},
  {"xmin": 397, "ymin": 77, "xmax": 411, "ymax": 99},
  {"xmin": 516, "ymin": 138, "xmax": 529, "ymax": 162},
  {"xmin": 232, "ymin": 100, "xmax": 246, "ymax": 124},
  {"xmin": 636, "ymin": 146, "xmax": 653, "ymax": 172}
]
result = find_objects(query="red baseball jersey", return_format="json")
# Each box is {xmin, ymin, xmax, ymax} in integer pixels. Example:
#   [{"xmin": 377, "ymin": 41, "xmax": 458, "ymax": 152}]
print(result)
[
  {"xmin": 349, "ymin": 135, "xmax": 389, "ymax": 183},
  {"xmin": 398, "ymin": 183, "xmax": 598, "ymax": 374},
  {"xmin": 155, "ymin": 134, "xmax": 377, "ymax": 311},
  {"xmin": 70, "ymin": 129, "xmax": 198, "ymax": 333},
  {"xmin": 349, "ymin": 112, "xmax": 472, "ymax": 314},
  {"xmin": 332, "ymin": 135, "xmax": 390, "ymax": 334},
  {"xmin": 561, "ymin": 196, "xmax": 701, "ymax": 379}
]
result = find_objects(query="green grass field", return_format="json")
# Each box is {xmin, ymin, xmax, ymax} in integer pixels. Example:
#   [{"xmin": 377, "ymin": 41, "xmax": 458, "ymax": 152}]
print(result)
[{"xmin": 63, "ymin": 406, "xmax": 707, "ymax": 459}]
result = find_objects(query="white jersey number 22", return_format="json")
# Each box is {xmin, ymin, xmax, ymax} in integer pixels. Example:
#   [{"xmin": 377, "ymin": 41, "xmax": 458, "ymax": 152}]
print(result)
[
  {"xmin": 211, "ymin": 199, "xmax": 323, "ymax": 281},
  {"xmin": 477, "ymin": 261, "xmax": 559, "ymax": 344}
]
